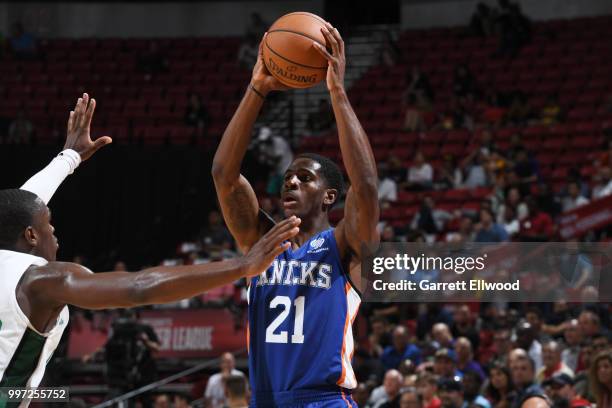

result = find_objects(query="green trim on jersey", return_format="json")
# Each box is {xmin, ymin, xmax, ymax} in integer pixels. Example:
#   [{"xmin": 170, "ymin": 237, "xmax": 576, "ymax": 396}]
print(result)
[{"xmin": 0, "ymin": 327, "xmax": 46, "ymax": 388}]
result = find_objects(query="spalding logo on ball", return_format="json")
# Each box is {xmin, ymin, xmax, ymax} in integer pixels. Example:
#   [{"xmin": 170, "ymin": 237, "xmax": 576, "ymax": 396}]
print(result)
[{"xmin": 263, "ymin": 12, "xmax": 331, "ymax": 89}]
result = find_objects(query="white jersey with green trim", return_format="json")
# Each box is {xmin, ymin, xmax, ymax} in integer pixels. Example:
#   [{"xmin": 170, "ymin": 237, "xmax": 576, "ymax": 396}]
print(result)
[{"xmin": 0, "ymin": 250, "xmax": 69, "ymax": 402}]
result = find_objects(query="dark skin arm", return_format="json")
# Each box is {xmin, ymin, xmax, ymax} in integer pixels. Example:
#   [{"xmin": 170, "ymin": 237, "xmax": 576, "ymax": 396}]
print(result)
[
  {"xmin": 211, "ymin": 35, "xmax": 288, "ymax": 253},
  {"xmin": 313, "ymin": 24, "xmax": 380, "ymax": 290},
  {"xmin": 18, "ymin": 217, "xmax": 299, "ymax": 333}
]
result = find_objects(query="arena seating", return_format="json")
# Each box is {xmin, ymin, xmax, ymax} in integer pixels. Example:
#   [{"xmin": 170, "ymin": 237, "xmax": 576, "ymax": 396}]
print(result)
[
  {"xmin": 2, "ymin": 15, "xmax": 611, "ymax": 231},
  {"xmin": 317, "ymin": 15, "xmax": 612, "ymax": 228},
  {"xmin": 0, "ymin": 37, "xmax": 247, "ymax": 146}
]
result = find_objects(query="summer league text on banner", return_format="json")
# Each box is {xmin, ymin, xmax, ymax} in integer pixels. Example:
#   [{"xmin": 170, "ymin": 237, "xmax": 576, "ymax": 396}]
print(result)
[{"xmin": 360, "ymin": 242, "xmax": 612, "ymax": 303}]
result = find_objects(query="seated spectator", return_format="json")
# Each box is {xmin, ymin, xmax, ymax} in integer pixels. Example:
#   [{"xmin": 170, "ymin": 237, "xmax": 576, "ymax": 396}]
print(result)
[
  {"xmin": 512, "ymin": 148, "xmax": 538, "ymax": 196},
  {"xmin": 386, "ymin": 155, "xmax": 409, "ymax": 186},
  {"xmin": 592, "ymin": 166, "xmax": 612, "ymax": 199},
  {"xmin": 403, "ymin": 92, "xmax": 434, "ymax": 132},
  {"xmin": 461, "ymin": 149, "xmax": 489, "ymax": 188},
  {"xmin": 474, "ymin": 208, "xmax": 509, "ymax": 242},
  {"xmin": 407, "ymin": 152, "xmax": 434, "ymax": 191},
  {"xmin": 451, "ymin": 305, "xmax": 480, "ymax": 352},
  {"xmin": 463, "ymin": 369, "xmax": 492, "ymax": 408},
  {"xmin": 397, "ymin": 387, "xmax": 422, "ymax": 408},
  {"xmin": 438, "ymin": 378, "xmax": 466, "ymax": 408},
  {"xmin": 515, "ymin": 323, "xmax": 544, "ymax": 372},
  {"xmin": 470, "ymin": 2, "xmax": 496, "ymax": 37},
  {"xmin": 237, "ymin": 34, "xmax": 259, "ymax": 69},
  {"xmin": 509, "ymin": 354, "xmax": 548, "ymax": 408},
  {"xmin": 485, "ymin": 362, "xmax": 515, "ymax": 408},
  {"xmin": 369, "ymin": 369, "xmax": 404, "ymax": 408},
  {"xmin": 436, "ymin": 98, "xmax": 473, "ymax": 131},
  {"xmin": 578, "ymin": 310, "xmax": 604, "ymax": 339},
  {"xmin": 542, "ymin": 373, "xmax": 590, "ymax": 408},
  {"xmin": 204, "ymin": 353, "xmax": 245, "ymax": 408},
  {"xmin": 137, "ymin": 41, "xmax": 168, "ymax": 75},
  {"xmin": 437, "ymin": 155, "xmax": 463, "ymax": 190},
  {"xmin": 518, "ymin": 198, "xmax": 554, "ymax": 242},
  {"xmin": 9, "ymin": 22, "xmax": 37, "ymax": 59},
  {"xmin": 588, "ymin": 350, "xmax": 612, "ymax": 408},
  {"xmin": 536, "ymin": 341, "xmax": 574, "ymax": 384},
  {"xmin": 455, "ymin": 337, "xmax": 486, "ymax": 380},
  {"xmin": 184, "ymin": 93, "xmax": 209, "ymax": 134},
  {"xmin": 223, "ymin": 374, "xmax": 249, "ymax": 408},
  {"xmin": 417, "ymin": 373, "xmax": 442, "ymax": 408},
  {"xmin": 154, "ymin": 394, "xmax": 170, "ymax": 408},
  {"xmin": 411, "ymin": 197, "xmax": 453, "ymax": 236},
  {"xmin": 370, "ymin": 316, "xmax": 393, "ymax": 358},
  {"xmin": 381, "ymin": 325, "xmax": 422, "ymax": 370},
  {"xmin": 445, "ymin": 215, "xmax": 475, "ymax": 243},
  {"xmin": 561, "ymin": 320, "xmax": 582, "ymax": 373},
  {"xmin": 498, "ymin": 187, "xmax": 529, "ymax": 224},
  {"xmin": 500, "ymin": 205, "xmax": 520, "ymax": 238},
  {"xmin": 306, "ymin": 99, "xmax": 335, "ymax": 136},
  {"xmin": 534, "ymin": 183, "xmax": 561, "ymax": 219},
  {"xmin": 353, "ymin": 383, "xmax": 371, "ymax": 407},
  {"xmin": 453, "ymin": 65, "xmax": 478, "ymax": 99},
  {"xmin": 434, "ymin": 349, "xmax": 462, "ymax": 380},
  {"xmin": 173, "ymin": 393, "xmax": 190, "ymax": 408},
  {"xmin": 198, "ymin": 210, "xmax": 234, "ymax": 253},
  {"xmin": 539, "ymin": 95, "xmax": 563, "ymax": 126},
  {"xmin": 562, "ymin": 181, "xmax": 589, "ymax": 212},
  {"xmin": 6, "ymin": 112, "xmax": 33, "ymax": 144}
]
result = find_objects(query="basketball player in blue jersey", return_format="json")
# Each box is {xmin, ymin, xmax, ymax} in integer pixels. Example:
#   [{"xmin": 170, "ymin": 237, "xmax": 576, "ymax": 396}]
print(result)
[{"xmin": 212, "ymin": 22, "xmax": 379, "ymax": 407}]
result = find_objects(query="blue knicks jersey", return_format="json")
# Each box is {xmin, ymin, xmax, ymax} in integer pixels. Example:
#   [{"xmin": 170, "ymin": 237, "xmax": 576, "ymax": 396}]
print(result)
[{"xmin": 248, "ymin": 228, "xmax": 361, "ymax": 405}]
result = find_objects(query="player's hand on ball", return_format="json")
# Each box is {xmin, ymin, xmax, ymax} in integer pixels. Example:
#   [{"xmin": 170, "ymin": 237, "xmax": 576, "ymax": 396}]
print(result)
[
  {"xmin": 63, "ymin": 93, "xmax": 112, "ymax": 161},
  {"xmin": 242, "ymin": 216, "xmax": 301, "ymax": 277},
  {"xmin": 251, "ymin": 33, "xmax": 290, "ymax": 95},
  {"xmin": 313, "ymin": 23, "xmax": 345, "ymax": 92}
]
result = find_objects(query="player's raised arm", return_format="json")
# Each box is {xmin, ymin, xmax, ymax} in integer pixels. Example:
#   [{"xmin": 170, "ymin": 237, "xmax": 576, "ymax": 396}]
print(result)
[
  {"xmin": 25, "ymin": 217, "xmax": 299, "ymax": 310},
  {"xmin": 313, "ymin": 24, "xmax": 380, "ymax": 257},
  {"xmin": 212, "ymin": 34, "xmax": 288, "ymax": 252},
  {"xmin": 20, "ymin": 93, "xmax": 112, "ymax": 204}
]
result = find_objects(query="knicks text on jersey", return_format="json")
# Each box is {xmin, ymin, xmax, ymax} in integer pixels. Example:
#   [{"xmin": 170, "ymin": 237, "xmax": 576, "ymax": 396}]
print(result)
[{"xmin": 248, "ymin": 228, "xmax": 360, "ymax": 407}]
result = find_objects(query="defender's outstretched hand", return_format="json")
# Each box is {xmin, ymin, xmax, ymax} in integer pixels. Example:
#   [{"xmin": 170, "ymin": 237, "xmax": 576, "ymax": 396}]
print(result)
[
  {"xmin": 251, "ymin": 33, "xmax": 290, "ymax": 95},
  {"xmin": 313, "ymin": 23, "xmax": 346, "ymax": 92},
  {"xmin": 242, "ymin": 216, "xmax": 301, "ymax": 277},
  {"xmin": 63, "ymin": 93, "xmax": 112, "ymax": 161}
]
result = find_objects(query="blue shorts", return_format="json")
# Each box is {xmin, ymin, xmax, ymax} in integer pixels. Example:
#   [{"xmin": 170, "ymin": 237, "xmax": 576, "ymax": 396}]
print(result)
[{"xmin": 250, "ymin": 389, "xmax": 358, "ymax": 408}]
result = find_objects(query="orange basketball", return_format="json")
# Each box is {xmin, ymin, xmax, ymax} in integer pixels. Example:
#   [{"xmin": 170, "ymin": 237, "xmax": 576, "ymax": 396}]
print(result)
[{"xmin": 263, "ymin": 12, "xmax": 329, "ymax": 89}]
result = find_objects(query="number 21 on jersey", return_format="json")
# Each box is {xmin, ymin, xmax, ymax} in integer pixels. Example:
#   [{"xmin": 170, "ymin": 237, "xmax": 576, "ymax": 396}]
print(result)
[{"xmin": 265, "ymin": 296, "xmax": 305, "ymax": 344}]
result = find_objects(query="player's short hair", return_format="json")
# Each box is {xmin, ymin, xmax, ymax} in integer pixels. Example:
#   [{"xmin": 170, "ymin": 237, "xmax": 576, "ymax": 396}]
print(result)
[
  {"xmin": 297, "ymin": 153, "xmax": 345, "ymax": 198},
  {"xmin": 224, "ymin": 374, "xmax": 247, "ymax": 398},
  {"xmin": 0, "ymin": 189, "xmax": 43, "ymax": 249}
]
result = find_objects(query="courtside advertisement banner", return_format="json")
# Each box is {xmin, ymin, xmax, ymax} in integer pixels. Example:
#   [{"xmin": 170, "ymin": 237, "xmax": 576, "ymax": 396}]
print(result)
[{"xmin": 361, "ymin": 242, "xmax": 612, "ymax": 302}]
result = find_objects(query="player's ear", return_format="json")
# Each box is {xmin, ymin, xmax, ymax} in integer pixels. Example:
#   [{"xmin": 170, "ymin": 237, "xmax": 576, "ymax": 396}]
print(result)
[
  {"xmin": 323, "ymin": 189, "xmax": 338, "ymax": 206},
  {"xmin": 23, "ymin": 226, "xmax": 37, "ymax": 247}
]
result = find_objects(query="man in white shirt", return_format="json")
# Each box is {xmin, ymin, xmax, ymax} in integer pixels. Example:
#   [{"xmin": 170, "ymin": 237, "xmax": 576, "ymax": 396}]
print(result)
[
  {"xmin": 204, "ymin": 352, "xmax": 245, "ymax": 408},
  {"xmin": 407, "ymin": 152, "xmax": 433, "ymax": 190},
  {"xmin": 562, "ymin": 181, "xmax": 589, "ymax": 212}
]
